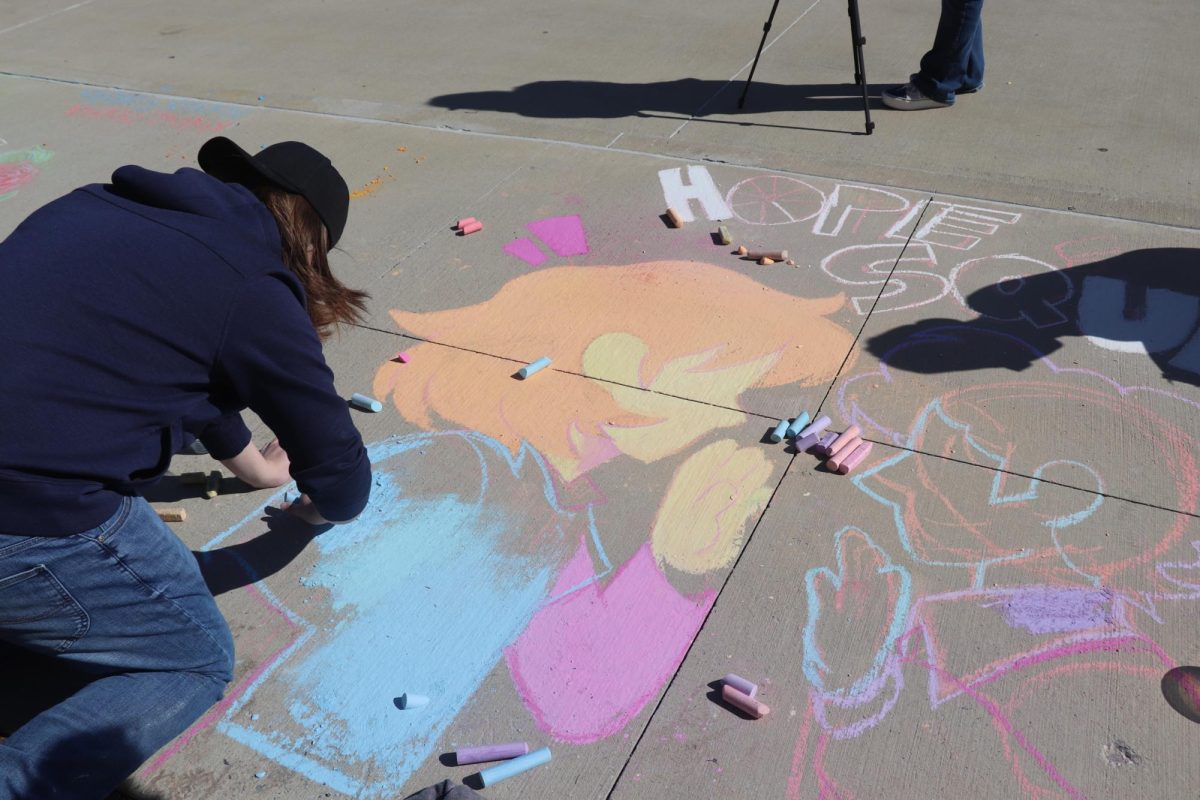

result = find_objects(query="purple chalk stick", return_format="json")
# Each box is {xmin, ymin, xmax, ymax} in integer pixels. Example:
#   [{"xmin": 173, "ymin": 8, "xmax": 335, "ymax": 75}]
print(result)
[
  {"xmin": 795, "ymin": 431, "xmax": 821, "ymax": 452},
  {"xmin": 798, "ymin": 415, "xmax": 831, "ymax": 439},
  {"xmin": 815, "ymin": 431, "xmax": 838, "ymax": 455},
  {"xmin": 722, "ymin": 673, "xmax": 758, "ymax": 698},
  {"xmin": 455, "ymin": 741, "xmax": 530, "ymax": 766}
]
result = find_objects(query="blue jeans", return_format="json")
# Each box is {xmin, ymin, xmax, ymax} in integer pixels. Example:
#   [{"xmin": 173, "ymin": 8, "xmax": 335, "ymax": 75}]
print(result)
[
  {"xmin": 914, "ymin": 0, "xmax": 985, "ymax": 103},
  {"xmin": 0, "ymin": 496, "xmax": 234, "ymax": 800}
]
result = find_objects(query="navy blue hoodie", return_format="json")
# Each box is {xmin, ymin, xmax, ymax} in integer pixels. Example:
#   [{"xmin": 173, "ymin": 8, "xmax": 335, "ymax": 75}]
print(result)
[{"xmin": 0, "ymin": 166, "xmax": 371, "ymax": 535}]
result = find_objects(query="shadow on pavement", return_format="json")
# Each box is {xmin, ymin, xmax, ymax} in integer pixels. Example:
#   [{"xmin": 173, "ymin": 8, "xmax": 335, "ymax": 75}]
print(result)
[
  {"xmin": 865, "ymin": 247, "xmax": 1200, "ymax": 388},
  {"xmin": 1161, "ymin": 666, "xmax": 1200, "ymax": 724},
  {"xmin": 193, "ymin": 507, "xmax": 328, "ymax": 596},
  {"xmin": 428, "ymin": 78, "xmax": 879, "ymax": 122}
]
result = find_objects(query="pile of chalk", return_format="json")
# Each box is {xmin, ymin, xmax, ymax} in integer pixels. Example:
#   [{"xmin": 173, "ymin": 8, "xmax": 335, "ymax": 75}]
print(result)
[
  {"xmin": 769, "ymin": 412, "xmax": 872, "ymax": 476},
  {"xmin": 720, "ymin": 673, "xmax": 768, "ymax": 719}
]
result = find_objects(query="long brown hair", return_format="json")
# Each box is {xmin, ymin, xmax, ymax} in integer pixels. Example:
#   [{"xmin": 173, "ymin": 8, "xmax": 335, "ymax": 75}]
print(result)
[{"xmin": 254, "ymin": 186, "xmax": 369, "ymax": 340}]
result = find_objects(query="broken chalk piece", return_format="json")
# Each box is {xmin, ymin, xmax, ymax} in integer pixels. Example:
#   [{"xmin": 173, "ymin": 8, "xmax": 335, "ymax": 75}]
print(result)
[
  {"xmin": 478, "ymin": 747, "xmax": 552, "ymax": 787},
  {"xmin": 204, "ymin": 470, "xmax": 220, "ymax": 499},
  {"xmin": 815, "ymin": 431, "xmax": 838, "ymax": 456},
  {"xmin": 826, "ymin": 425, "xmax": 862, "ymax": 458},
  {"xmin": 156, "ymin": 508, "xmax": 186, "ymax": 522},
  {"xmin": 665, "ymin": 207, "xmax": 686, "ymax": 228},
  {"xmin": 798, "ymin": 415, "xmax": 831, "ymax": 439},
  {"xmin": 794, "ymin": 431, "xmax": 821, "ymax": 452},
  {"xmin": 517, "ymin": 356, "xmax": 552, "ymax": 379},
  {"xmin": 255, "ymin": 771, "xmax": 266, "ymax": 779},
  {"xmin": 718, "ymin": 225, "xmax": 732, "ymax": 245},
  {"xmin": 456, "ymin": 217, "xmax": 477, "ymax": 229},
  {"xmin": 393, "ymin": 351, "xmax": 410, "ymax": 363},
  {"xmin": 455, "ymin": 741, "xmax": 530, "ymax": 766},
  {"xmin": 736, "ymin": 245, "xmax": 748, "ymax": 256},
  {"xmin": 180, "ymin": 471, "xmax": 207, "ymax": 485},
  {"xmin": 837, "ymin": 441, "xmax": 873, "ymax": 475},
  {"xmin": 460, "ymin": 220, "xmax": 484, "ymax": 235},
  {"xmin": 758, "ymin": 257, "xmax": 775, "ymax": 266},
  {"xmin": 747, "ymin": 249, "xmax": 788, "ymax": 261},
  {"xmin": 825, "ymin": 436, "xmax": 863, "ymax": 472},
  {"xmin": 722, "ymin": 684, "xmax": 769, "ymax": 718},
  {"xmin": 784, "ymin": 411, "xmax": 811, "ymax": 439},
  {"xmin": 769, "ymin": 419, "xmax": 789, "ymax": 443},
  {"xmin": 350, "ymin": 393, "xmax": 383, "ymax": 412},
  {"xmin": 722, "ymin": 673, "xmax": 759, "ymax": 698},
  {"xmin": 398, "ymin": 693, "xmax": 429, "ymax": 709}
]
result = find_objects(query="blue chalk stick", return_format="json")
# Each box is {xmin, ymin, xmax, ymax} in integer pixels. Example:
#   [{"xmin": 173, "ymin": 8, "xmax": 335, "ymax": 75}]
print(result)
[
  {"xmin": 784, "ymin": 411, "xmax": 811, "ymax": 439},
  {"xmin": 769, "ymin": 419, "xmax": 789, "ymax": 443},
  {"xmin": 517, "ymin": 356, "xmax": 552, "ymax": 379},
  {"xmin": 398, "ymin": 693, "xmax": 428, "ymax": 709},
  {"xmin": 798, "ymin": 415, "xmax": 832, "ymax": 439},
  {"xmin": 479, "ymin": 747, "xmax": 552, "ymax": 787},
  {"xmin": 350, "ymin": 393, "xmax": 383, "ymax": 412}
]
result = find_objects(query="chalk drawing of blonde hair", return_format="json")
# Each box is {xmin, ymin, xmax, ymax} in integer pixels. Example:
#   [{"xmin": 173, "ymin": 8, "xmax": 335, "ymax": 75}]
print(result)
[{"xmin": 375, "ymin": 260, "xmax": 855, "ymax": 481}]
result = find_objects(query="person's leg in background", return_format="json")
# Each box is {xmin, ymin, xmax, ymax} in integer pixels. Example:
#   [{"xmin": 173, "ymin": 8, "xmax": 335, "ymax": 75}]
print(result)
[
  {"xmin": 0, "ymin": 497, "xmax": 234, "ymax": 800},
  {"xmin": 883, "ymin": 0, "xmax": 985, "ymax": 109}
]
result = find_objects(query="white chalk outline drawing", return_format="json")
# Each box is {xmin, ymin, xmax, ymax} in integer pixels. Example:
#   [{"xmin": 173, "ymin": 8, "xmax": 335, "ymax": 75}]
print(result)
[
  {"xmin": 949, "ymin": 253, "xmax": 1073, "ymax": 328},
  {"xmin": 724, "ymin": 175, "xmax": 826, "ymax": 226},
  {"xmin": 820, "ymin": 242, "xmax": 946, "ymax": 315},
  {"xmin": 888, "ymin": 200, "xmax": 1021, "ymax": 251}
]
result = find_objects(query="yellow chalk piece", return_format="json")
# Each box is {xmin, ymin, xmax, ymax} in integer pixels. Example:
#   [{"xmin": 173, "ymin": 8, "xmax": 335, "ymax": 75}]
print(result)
[
  {"xmin": 204, "ymin": 471, "xmax": 220, "ymax": 499},
  {"xmin": 179, "ymin": 471, "xmax": 207, "ymax": 485},
  {"xmin": 759, "ymin": 257, "xmax": 774, "ymax": 266},
  {"xmin": 157, "ymin": 508, "xmax": 187, "ymax": 522},
  {"xmin": 717, "ymin": 226, "xmax": 732, "ymax": 245}
]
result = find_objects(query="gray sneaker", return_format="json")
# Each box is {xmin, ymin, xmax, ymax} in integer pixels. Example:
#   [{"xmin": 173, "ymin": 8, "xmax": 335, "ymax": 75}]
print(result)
[{"xmin": 881, "ymin": 83, "xmax": 952, "ymax": 110}]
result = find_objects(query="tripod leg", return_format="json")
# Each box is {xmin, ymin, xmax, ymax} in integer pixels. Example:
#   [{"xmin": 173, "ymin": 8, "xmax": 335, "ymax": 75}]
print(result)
[
  {"xmin": 738, "ymin": 0, "xmax": 784, "ymax": 109},
  {"xmin": 847, "ymin": 0, "xmax": 875, "ymax": 134}
]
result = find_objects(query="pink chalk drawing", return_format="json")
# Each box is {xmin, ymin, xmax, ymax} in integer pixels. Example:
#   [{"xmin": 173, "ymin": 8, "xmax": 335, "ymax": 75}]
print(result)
[
  {"xmin": 0, "ymin": 147, "xmax": 53, "ymax": 201},
  {"xmin": 504, "ymin": 214, "xmax": 589, "ymax": 266},
  {"xmin": 505, "ymin": 542, "xmax": 715, "ymax": 743}
]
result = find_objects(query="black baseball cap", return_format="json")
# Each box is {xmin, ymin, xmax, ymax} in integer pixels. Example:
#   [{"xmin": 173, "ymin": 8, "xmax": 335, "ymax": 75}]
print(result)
[{"xmin": 198, "ymin": 136, "xmax": 349, "ymax": 247}]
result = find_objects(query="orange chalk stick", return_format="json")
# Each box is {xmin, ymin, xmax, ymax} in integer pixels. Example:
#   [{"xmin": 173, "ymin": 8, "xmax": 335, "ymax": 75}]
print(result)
[
  {"xmin": 826, "ymin": 425, "xmax": 862, "ymax": 458},
  {"xmin": 722, "ymin": 684, "xmax": 769, "ymax": 718},
  {"xmin": 156, "ymin": 508, "xmax": 187, "ymax": 522},
  {"xmin": 759, "ymin": 257, "xmax": 775, "ymax": 266},
  {"xmin": 665, "ymin": 207, "xmax": 686, "ymax": 228},
  {"xmin": 456, "ymin": 217, "xmax": 477, "ymax": 229},
  {"xmin": 837, "ymin": 441, "xmax": 873, "ymax": 475},
  {"xmin": 746, "ymin": 250, "xmax": 788, "ymax": 261}
]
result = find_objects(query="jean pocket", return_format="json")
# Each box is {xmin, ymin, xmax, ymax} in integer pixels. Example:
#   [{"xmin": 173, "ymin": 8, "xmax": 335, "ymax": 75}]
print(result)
[{"xmin": 0, "ymin": 564, "xmax": 90, "ymax": 653}]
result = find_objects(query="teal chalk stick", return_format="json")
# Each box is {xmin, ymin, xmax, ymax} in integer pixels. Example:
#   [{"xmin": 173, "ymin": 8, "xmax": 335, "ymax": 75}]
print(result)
[
  {"xmin": 517, "ymin": 356, "xmax": 552, "ymax": 379},
  {"xmin": 784, "ymin": 411, "xmax": 811, "ymax": 439},
  {"xmin": 769, "ymin": 419, "xmax": 789, "ymax": 443},
  {"xmin": 350, "ymin": 393, "xmax": 383, "ymax": 412},
  {"xmin": 479, "ymin": 747, "xmax": 551, "ymax": 787}
]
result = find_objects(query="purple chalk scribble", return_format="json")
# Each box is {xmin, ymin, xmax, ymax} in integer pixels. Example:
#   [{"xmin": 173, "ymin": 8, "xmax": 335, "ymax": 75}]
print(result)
[
  {"xmin": 988, "ymin": 587, "xmax": 1113, "ymax": 635},
  {"xmin": 503, "ymin": 238, "xmax": 547, "ymax": 266}
]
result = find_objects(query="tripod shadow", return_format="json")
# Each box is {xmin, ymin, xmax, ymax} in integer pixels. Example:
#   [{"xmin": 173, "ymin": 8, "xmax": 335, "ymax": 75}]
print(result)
[
  {"xmin": 193, "ymin": 506, "xmax": 329, "ymax": 596},
  {"xmin": 428, "ymin": 78, "xmax": 880, "ymax": 131},
  {"xmin": 864, "ymin": 247, "xmax": 1200, "ymax": 388}
]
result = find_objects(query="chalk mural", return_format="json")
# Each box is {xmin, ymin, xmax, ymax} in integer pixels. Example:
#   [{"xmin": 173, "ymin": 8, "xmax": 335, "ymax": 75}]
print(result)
[
  {"xmin": 132, "ymin": 161, "xmax": 1198, "ymax": 797},
  {"xmin": 0, "ymin": 146, "xmax": 53, "ymax": 201},
  {"xmin": 66, "ymin": 88, "xmax": 250, "ymax": 133}
]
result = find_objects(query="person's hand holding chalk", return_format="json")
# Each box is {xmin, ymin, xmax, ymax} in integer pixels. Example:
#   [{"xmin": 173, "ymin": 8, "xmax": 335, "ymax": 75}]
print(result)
[{"xmin": 281, "ymin": 493, "xmax": 329, "ymax": 526}]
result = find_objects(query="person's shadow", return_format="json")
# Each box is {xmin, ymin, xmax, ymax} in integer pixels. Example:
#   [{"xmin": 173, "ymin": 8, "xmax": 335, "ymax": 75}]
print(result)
[
  {"xmin": 428, "ymin": 78, "xmax": 880, "ymax": 134},
  {"xmin": 193, "ymin": 507, "xmax": 330, "ymax": 596},
  {"xmin": 865, "ymin": 247, "xmax": 1200, "ymax": 387}
]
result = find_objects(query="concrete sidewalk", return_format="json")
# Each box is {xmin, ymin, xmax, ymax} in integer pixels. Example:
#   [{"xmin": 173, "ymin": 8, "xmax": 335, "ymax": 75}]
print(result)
[{"xmin": 2, "ymin": 1, "xmax": 1198, "ymax": 798}]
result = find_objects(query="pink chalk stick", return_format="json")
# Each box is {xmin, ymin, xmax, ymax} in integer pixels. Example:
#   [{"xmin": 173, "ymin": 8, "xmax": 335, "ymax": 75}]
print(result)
[
  {"xmin": 460, "ymin": 220, "xmax": 483, "ymax": 235},
  {"xmin": 836, "ymin": 441, "xmax": 873, "ymax": 475},
  {"xmin": 721, "ymin": 684, "xmax": 769, "ymax": 718},
  {"xmin": 825, "ymin": 436, "xmax": 862, "ymax": 471},
  {"xmin": 393, "ymin": 351, "xmax": 410, "ymax": 363},
  {"xmin": 826, "ymin": 425, "xmax": 862, "ymax": 458},
  {"xmin": 456, "ymin": 217, "xmax": 477, "ymax": 229}
]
